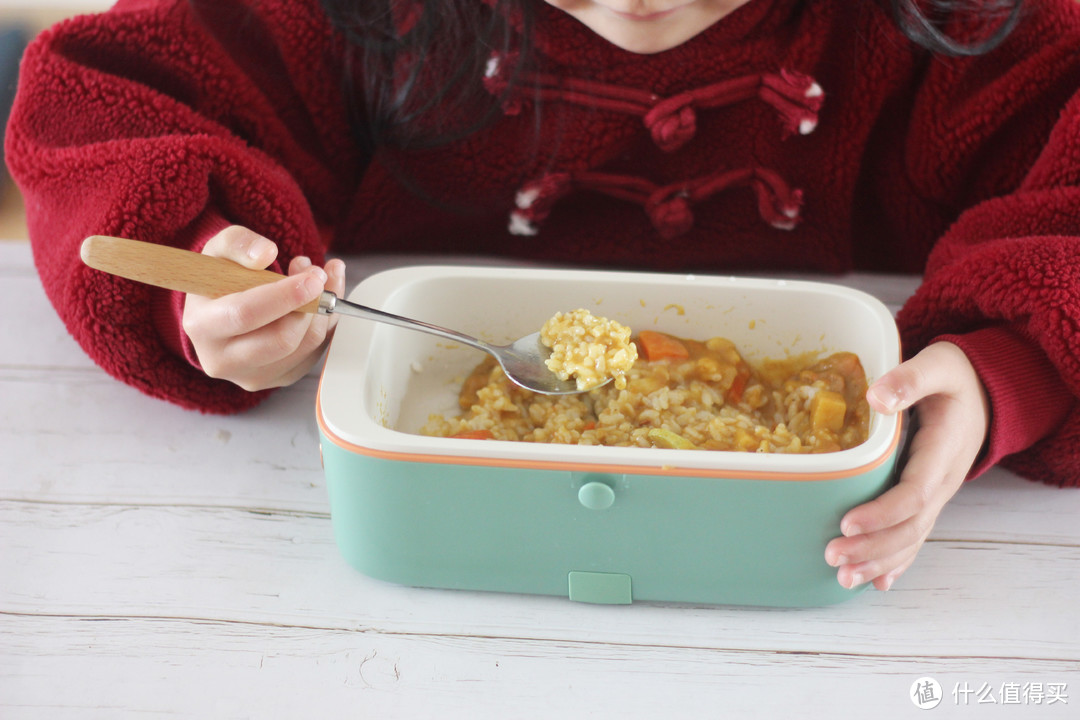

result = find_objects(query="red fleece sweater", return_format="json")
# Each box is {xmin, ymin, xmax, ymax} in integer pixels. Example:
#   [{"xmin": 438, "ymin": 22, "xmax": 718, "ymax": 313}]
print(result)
[{"xmin": 5, "ymin": 0, "xmax": 1080, "ymax": 484}]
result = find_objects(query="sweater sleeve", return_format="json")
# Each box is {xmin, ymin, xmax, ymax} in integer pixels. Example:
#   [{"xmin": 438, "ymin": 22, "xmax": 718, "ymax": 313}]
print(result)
[
  {"xmin": 935, "ymin": 327, "xmax": 1075, "ymax": 481},
  {"xmin": 4, "ymin": 0, "xmax": 359, "ymax": 413},
  {"xmin": 893, "ymin": 1, "xmax": 1080, "ymax": 485}
]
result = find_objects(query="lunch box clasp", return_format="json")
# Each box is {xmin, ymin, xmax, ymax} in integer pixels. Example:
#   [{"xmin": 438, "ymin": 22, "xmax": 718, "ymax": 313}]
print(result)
[{"xmin": 573, "ymin": 473, "xmax": 622, "ymax": 511}]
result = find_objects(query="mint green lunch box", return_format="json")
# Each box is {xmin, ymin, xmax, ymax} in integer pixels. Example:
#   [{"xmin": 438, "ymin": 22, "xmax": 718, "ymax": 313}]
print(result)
[{"xmin": 317, "ymin": 267, "xmax": 903, "ymax": 607}]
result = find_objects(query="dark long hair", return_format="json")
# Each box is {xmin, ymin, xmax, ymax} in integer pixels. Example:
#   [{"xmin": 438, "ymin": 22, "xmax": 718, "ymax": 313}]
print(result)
[
  {"xmin": 889, "ymin": 0, "xmax": 1023, "ymax": 56},
  {"xmin": 321, "ymin": 0, "xmax": 1023, "ymax": 152},
  {"xmin": 320, "ymin": 0, "xmax": 534, "ymax": 154}
]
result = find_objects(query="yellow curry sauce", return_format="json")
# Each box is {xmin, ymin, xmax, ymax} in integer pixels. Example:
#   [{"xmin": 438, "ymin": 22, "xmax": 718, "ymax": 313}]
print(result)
[{"xmin": 426, "ymin": 331, "xmax": 870, "ymax": 453}]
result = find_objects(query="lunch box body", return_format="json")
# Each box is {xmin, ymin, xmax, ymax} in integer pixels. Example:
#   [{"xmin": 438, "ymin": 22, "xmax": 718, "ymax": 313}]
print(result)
[{"xmin": 317, "ymin": 266, "xmax": 903, "ymax": 607}]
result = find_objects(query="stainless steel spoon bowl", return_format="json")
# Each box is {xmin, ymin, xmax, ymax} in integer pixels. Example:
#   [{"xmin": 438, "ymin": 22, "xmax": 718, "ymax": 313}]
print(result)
[
  {"xmin": 79, "ymin": 235, "xmax": 604, "ymax": 395},
  {"xmin": 314, "ymin": 290, "xmax": 592, "ymax": 394}
]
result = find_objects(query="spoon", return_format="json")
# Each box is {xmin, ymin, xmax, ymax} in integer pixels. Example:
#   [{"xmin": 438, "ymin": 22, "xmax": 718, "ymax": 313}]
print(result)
[{"xmin": 79, "ymin": 235, "xmax": 603, "ymax": 395}]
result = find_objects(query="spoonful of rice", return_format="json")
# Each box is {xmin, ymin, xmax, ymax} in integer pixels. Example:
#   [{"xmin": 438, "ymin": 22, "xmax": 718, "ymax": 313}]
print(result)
[{"xmin": 79, "ymin": 236, "xmax": 634, "ymax": 395}]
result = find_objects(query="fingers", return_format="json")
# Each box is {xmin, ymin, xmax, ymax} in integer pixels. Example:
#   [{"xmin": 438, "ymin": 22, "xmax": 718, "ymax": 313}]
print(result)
[
  {"xmin": 213, "ymin": 300, "xmax": 323, "ymax": 368},
  {"xmin": 827, "ymin": 490, "xmax": 934, "ymax": 585},
  {"xmin": 324, "ymin": 258, "xmax": 347, "ymax": 297},
  {"xmin": 202, "ymin": 225, "xmax": 278, "ymax": 269},
  {"xmin": 825, "ymin": 342, "xmax": 990, "ymax": 592},
  {"xmin": 321, "ymin": 258, "xmax": 346, "ymax": 336},
  {"xmin": 825, "ymin": 427, "xmax": 966, "ymax": 590},
  {"xmin": 284, "ymin": 253, "xmax": 344, "ymax": 350},
  {"xmin": 837, "ymin": 433, "xmax": 952, "ymax": 537},
  {"xmin": 181, "ymin": 226, "xmax": 348, "ymax": 391},
  {"xmin": 187, "ymin": 266, "xmax": 326, "ymax": 342},
  {"xmin": 873, "ymin": 553, "xmax": 917, "ymax": 592},
  {"xmin": 839, "ymin": 544, "xmax": 919, "ymax": 592}
]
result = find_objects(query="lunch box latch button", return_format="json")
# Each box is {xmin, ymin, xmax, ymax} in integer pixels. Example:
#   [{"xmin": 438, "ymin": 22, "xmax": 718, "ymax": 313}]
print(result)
[
  {"xmin": 568, "ymin": 571, "xmax": 632, "ymax": 605},
  {"xmin": 578, "ymin": 481, "xmax": 615, "ymax": 510}
]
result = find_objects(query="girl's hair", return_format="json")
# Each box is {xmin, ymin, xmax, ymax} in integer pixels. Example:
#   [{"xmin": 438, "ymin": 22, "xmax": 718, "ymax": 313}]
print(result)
[
  {"xmin": 320, "ymin": 0, "xmax": 534, "ymax": 154},
  {"xmin": 321, "ymin": 0, "xmax": 1023, "ymax": 151},
  {"xmin": 889, "ymin": 0, "xmax": 1023, "ymax": 56}
]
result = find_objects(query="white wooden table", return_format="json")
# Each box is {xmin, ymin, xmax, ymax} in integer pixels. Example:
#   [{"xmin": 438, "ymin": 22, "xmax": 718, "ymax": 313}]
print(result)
[{"xmin": 2, "ymin": 240, "xmax": 1078, "ymax": 718}]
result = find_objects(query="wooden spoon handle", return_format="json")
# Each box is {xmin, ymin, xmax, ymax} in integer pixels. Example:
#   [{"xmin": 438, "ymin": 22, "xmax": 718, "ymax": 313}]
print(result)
[{"xmin": 79, "ymin": 235, "xmax": 320, "ymax": 314}]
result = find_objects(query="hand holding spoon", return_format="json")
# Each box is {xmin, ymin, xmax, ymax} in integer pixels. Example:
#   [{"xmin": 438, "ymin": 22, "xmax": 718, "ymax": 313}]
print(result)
[{"xmin": 79, "ymin": 235, "xmax": 605, "ymax": 395}]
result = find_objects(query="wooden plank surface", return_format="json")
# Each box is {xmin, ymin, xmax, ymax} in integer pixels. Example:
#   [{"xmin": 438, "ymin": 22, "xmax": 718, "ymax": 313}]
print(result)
[{"xmin": 2, "ymin": 242, "xmax": 1078, "ymax": 718}]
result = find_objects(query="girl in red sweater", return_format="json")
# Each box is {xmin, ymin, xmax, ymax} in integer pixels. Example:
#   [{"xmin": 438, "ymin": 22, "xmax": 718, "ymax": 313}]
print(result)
[{"xmin": 6, "ymin": 0, "xmax": 1079, "ymax": 594}]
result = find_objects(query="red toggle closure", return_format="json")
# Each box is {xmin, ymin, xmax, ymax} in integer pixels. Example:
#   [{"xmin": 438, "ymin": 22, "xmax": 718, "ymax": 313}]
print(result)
[
  {"xmin": 489, "ymin": 56, "xmax": 817, "ymax": 238},
  {"xmin": 484, "ymin": 55, "xmax": 824, "ymax": 151},
  {"xmin": 510, "ymin": 167, "xmax": 804, "ymax": 239},
  {"xmin": 645, "ymin": 191, "xmax": 695, "ymax": 240},
  {"xmin": 643, "ymin": 94, "xmax": 698, "ymax": 152}
]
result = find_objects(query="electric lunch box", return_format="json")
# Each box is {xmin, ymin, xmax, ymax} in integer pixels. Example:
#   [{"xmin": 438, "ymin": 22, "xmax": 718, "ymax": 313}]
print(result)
[{"xmin": 316, "ymin": 266, "xmax": 903, "ymax": 607}]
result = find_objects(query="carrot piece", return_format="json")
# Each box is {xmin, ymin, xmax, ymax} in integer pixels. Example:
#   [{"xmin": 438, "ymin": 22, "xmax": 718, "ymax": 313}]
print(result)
[
  {"xmin": 728, "ymin": 369, "xmax": 750, "ymax": 403},
  {"xmin": 451, "ymin": 429, "xmax": 495, "ymax": 440},
  {"xmin": 638, "ymin": 330, "xmax": 690, "ymax": 361}
]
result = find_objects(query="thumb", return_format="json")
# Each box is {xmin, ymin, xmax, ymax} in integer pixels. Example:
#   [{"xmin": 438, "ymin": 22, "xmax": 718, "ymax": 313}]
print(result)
[
  {"xmin": 866, "ymin": 345, "xmax": 942, "ymax": 415},
  {"xmin": 866, "ymin": 367, "xmax": 919, "ymax": 415},
  {"xmin": 866, "ymin": 342, "xmax": 973, "ymax": 416}
]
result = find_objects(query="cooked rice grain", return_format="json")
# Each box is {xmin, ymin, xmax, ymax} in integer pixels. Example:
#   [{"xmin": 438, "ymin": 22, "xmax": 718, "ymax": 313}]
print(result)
[
  {"xmin": 423, "ymin": 336, "xmax": 870, "ymax": 453},
  {"xmin": 540, "ymin": 309, "xmax": 637, "ymax": 390}
]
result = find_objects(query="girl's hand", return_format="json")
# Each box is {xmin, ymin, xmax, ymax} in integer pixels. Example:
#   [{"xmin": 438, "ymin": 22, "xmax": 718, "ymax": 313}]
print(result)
[
  {"xmin": 181, "ymin": 226, "xmax": 346, "ymax": 391},
  {"xmin": 824, "ymin": 342, "xmax": 990, "ymax": 591}
]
